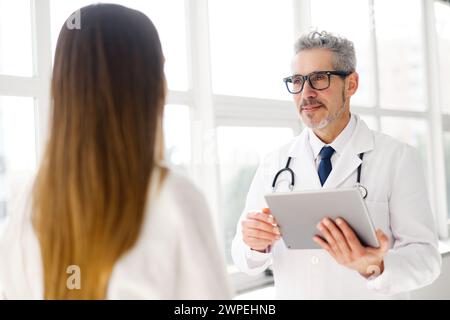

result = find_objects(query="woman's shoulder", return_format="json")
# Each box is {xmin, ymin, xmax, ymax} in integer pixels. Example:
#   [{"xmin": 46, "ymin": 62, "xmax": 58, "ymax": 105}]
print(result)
[
  {"xmin": 159, "ymin": 166, "xmax": 202, "ymax": 195},
  {"xmin": 154, "ymin": 165, "xmax": 210, "ymax": 216},
  {"xmin": 137, "ymin": 165, "xmax": 213, "ymax": 240}
]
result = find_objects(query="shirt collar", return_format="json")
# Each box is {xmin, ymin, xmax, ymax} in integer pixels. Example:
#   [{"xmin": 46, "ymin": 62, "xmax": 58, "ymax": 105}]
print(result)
[{"xmin": 309, "ymin": 113, "xmax": 357, "ymax": 160}]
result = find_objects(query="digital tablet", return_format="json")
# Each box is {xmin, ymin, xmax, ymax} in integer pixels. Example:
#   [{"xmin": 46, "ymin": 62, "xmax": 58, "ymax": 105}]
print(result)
[{"xmin": 264, "ymin": 187, "xmax": 379, "ymax": 250}]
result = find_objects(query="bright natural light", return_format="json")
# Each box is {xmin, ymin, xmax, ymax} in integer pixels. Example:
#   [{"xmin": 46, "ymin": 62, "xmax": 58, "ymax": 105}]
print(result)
[
  {"xmin": 209, "ymin": 0, "xmax": 294, "ymax": 100},
  {"xmin": 435, "ymin": 1, "xmax": 450, "ymax": 112},
  {"xmin": 380, "ymin": 117, "xmax": 430, "ymax": 180},
  {"xmin": 217, "ymin": 126, "xmax": 294, "ymax": 263},
  {"xmin": 163, "ymin": 104, "xmax": 191, "ymax": 168},
  {"xmin": 310, "ymin": 0, "xmax": 375, "ymax": 107},
  {"xmin": 375, "ymin": 0, "xmax": 425, "ymax": 110},
  {"xmin": 50, "ymin": 0, "xmax": 188, "ymax": 91},
  {"xmin": 0, "ymin": 0, "xmax": 33, "ymax": 76},
  {"xmin": 0, "ymin": 96, "xmax": 36, "ymax": 219}
]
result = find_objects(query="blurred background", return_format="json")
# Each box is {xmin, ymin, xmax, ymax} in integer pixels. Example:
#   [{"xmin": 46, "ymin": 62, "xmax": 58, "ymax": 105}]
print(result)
[{"xmin": 0, "ymin": 0, "xmax": 449, "ymax": 299}]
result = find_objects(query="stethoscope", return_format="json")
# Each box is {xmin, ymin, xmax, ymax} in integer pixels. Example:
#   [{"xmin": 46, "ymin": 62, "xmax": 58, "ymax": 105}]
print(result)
[{"xmin": 271, "ymin": 153, "xmax": 368, "ymax": 199}]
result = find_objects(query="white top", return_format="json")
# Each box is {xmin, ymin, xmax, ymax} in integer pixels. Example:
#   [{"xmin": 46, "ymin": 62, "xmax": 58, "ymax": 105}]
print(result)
[
  {"xmin": 309, "ymin": 113, "xmax": 357, "ymax": 170},
  {"xmin": 0, "ymin": 169, "xmax": 232, "ymax": 299},
  {"xmin": 232, "ymin": 114, "xmax": 441, "ymax": 299}
]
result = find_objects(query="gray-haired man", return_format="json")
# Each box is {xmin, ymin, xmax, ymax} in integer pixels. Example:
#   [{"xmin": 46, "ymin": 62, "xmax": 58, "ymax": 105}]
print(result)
[{"xmin": 232, "ymin": 31, "xmax": 440, "ymax": 299}]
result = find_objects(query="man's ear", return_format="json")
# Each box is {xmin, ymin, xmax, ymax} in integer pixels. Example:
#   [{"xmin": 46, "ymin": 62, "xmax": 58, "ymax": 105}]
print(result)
[{"xmin": 345, "ymin": 72, "xmax": 359, "ymax": 98}]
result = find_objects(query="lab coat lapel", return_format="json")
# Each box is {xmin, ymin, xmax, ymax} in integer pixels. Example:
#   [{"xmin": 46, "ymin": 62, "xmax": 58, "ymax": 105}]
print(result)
[
  {"xmin": 323, "ymin": 115, "xmax": 375, "ymax": 188},
  {"xmin": 287, "ymin": 129, "xmax": 322, "ymax": 190}
]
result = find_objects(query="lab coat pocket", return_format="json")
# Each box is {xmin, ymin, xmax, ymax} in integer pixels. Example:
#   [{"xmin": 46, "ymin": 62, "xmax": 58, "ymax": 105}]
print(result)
[{"xmin": 364, "ymin": 200, "xmax": 390, "ymax": 234}]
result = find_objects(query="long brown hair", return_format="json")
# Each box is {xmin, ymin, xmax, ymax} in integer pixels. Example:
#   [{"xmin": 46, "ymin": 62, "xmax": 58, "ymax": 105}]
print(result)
[{"xmin": 32, "ymin": 4, "xmax": 166, "ymax": 299}]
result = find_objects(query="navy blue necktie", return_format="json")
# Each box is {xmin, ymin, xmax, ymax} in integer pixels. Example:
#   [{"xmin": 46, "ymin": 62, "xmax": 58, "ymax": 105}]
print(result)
[{"xmin": 318, "ymin": 146, "xmax": 335, "ymax": 186}]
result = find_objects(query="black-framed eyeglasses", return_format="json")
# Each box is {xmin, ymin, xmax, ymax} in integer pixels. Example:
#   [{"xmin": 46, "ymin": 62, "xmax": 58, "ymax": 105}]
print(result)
[{"xmin": 283, "ymin": 70, "xmax": 352, "ymax": 94}]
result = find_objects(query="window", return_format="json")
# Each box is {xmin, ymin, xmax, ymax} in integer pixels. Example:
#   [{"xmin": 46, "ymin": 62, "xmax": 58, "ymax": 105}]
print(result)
[
  {"xmin": 0, "ymin": 0, "xmax": 33, "ymax": 77},
  {"xmin": 374, "ymin": 0, "xmax": 426, "ymax": 110},
  {"xmin": 435, "ymin": 1, "xmax": 450, "ymax": 112},
  {"xmin": 310, "ymin": 0, "xmax": 375, "ymax": 107},
  {"xmin": 163, "ymin": 105, "xmax": 191, "ymax": 169},
  {"xmin": 0, "ymin": 96, "xmax": 36, "ymax": 219},
  {"xmin": 209, "ymin": 0, "xmax": 299, "ymax": 269},
  {"xmin": 436, "ymin": 1, "xmax": 450, "ymax": 219},
  {"xmin": 209, "ymin": 0, "xmax": 294, "ymax": 100},
  {"xmin": 359, "ymin": 114, "xmax": 377, "ymax": 131},
  {"xmin": 443, "ymin": 132, "xmax": 450, "ymax": 219},
  {"xmin": 49, "ymin": 0, "xmax": 188, "ymax": 91},
  {"xmin": 380, "ymin": 117, "xmax": 430, "ymax": 182},
  {"xmin": 217, "ymin": 126, "xmax": 294, "ymax": 263},
  {"xmin": 380, "ymin": 117, "xmax": 428, "ymax": 151}
]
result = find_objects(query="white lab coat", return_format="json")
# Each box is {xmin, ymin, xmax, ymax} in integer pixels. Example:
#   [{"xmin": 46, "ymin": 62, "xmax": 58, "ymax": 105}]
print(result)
[
  {"xmin": 232, "ymin": 114, "xmax": 441, "ymax": 299},
  {"xmin": 0, "ymin": 168, "xmax": 232, "ymax": 299}
]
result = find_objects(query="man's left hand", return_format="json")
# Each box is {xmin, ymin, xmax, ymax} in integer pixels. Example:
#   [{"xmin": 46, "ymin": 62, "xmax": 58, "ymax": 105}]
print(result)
[{"xmin": 313, "ymin": 217, "xmax": 389, "ymax": 278}]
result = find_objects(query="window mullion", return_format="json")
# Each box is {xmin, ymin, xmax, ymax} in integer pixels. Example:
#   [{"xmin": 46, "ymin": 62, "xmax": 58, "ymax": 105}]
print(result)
[
  {"xmin": 292, "ymin": 0, "xmax": 311, "ymax": 37},
  {"xmin": 185, "ymin": 0, "xmax": 221, "ymax": 224},
  {"xmin": 368, "ymin": 0, "xmax": 381, "ymax": 131},
  {"xmin": 422, "ymin": 0, "xmax": 448, "ymax": 238},
  {"xmin": 30, "ymin": 0, "xmax": 52, "ymax": 164}
]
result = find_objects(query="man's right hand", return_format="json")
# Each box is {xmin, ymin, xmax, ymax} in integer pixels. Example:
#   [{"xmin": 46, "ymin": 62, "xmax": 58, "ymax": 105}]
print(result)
[{"xmin": 241, "ymin": 208, "xmax": 281, "ymax": 252}]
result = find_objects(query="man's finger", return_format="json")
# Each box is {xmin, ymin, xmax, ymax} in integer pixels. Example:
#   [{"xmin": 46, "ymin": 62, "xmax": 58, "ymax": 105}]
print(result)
[
  {"xmin": 245, "ymin": 237, "xmax": 272, "ymax": 251},
  {"xmin": 262, "ymin": 208, "xmax": 279, "ymax": 225},
  {"xmin": 317, "ymin": 221, "xmax": 341, "ymax": 256},
  {"xmin": 242, "ymin": 219, "xmax": 280, "ymax": 236},
  {"xmin": 245, "ymin": 228, "xmax": 280, "ymax": 241},
  {"xmin": 247, "ymin": 211, "xmax": 277, "ymax": 226},
  {"xmin": 322, "ymin": 218, "xmax": 351, "ymax": 257},
  {"xmin": 335, "ymin": 218, "xmax": 364, "ymax": 254},
  {"xmin": 313, "ymin": 235, "xmax": 337, "ymax": 260},
  {"xmin": 313, "ymin": 235, "xmax": 331, "ymax": 251},
  {"xmin": 376, "ymin": 229, "xmax": 389, "ymax": 252}
]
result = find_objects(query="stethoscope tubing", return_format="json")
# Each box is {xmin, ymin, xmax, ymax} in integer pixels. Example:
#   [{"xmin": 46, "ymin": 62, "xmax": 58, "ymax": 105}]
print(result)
[{"xmin": 272, "ymin": 153, "xmax": 368, "ymax": 199}]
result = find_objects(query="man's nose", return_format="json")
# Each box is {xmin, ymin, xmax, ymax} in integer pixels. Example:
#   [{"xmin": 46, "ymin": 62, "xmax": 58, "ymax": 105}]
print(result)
[{"xmin": 300, "ymin": 80, "xmax": 317, "ymax": 100}]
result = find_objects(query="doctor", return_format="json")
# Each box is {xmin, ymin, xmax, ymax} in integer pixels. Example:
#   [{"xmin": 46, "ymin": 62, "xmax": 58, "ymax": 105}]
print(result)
[{"xmin": 231, "ymin": 31, "xmax": 441, "ymax": 299}]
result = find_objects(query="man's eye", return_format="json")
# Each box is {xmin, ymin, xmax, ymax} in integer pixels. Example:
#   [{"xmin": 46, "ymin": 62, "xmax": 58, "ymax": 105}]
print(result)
[
  {"xmin": 312, "ymin": 74, "xmax": 327, "ymax": 81},
  {"xmin": 292, "ymin": 78, "xmax": 302, "ymax": 84}
]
